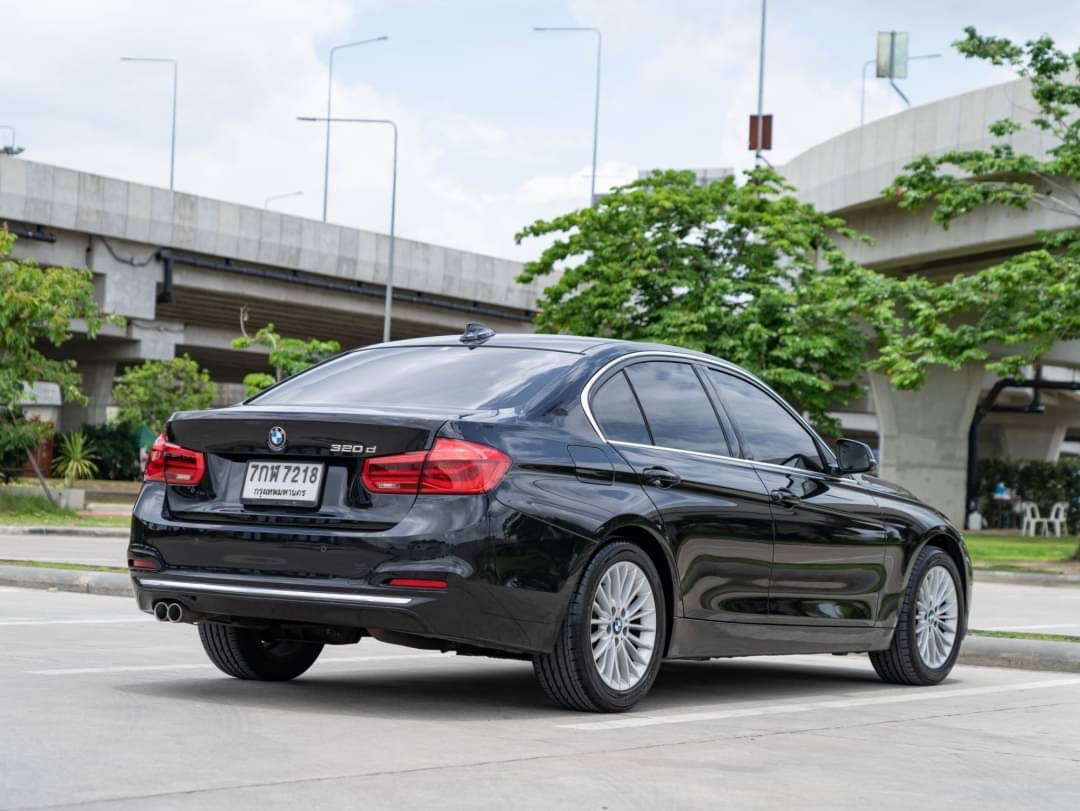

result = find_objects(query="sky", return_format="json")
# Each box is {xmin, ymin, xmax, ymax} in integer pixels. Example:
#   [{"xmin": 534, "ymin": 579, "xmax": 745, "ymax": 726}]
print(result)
[{"xmin": 1, "ymin": 0, "xmax": 1076, "ymax": 262}]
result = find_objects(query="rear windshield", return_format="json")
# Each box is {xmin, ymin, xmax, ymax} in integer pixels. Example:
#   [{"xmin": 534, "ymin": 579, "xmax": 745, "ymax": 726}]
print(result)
[{"xmin": 250, "ymin": 346, "xmax": 581, "ymax": 410}]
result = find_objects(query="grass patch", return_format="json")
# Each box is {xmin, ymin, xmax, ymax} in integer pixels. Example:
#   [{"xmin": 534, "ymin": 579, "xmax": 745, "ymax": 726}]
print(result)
[
  {"xmin": 0, "ymin": 559, "xmax": 127, "ymax": 573},
  {"xmin": 0, "ymin": 491, "xmax": 130, "ymax": 528},
  {"xmin": 964, "ymin": 532, "xmax": 1076, "ymax": 568},
  {"xmin": 971, "ymin": 629, "xmax": 1080, "ymax": 644}
]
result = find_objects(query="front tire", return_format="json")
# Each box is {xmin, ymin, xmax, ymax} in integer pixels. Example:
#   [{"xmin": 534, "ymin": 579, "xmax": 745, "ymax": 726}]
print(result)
[
  {"xmin": 871, "ymin": 546, "xmax": 964, "ymax": 685},
  {"xmin": 533, "ymin": 541, "xmax": 667, "ymax": 712},
  {"xmin": 199, "ymin": 623, "xmax": 324, "ymax": 681}
]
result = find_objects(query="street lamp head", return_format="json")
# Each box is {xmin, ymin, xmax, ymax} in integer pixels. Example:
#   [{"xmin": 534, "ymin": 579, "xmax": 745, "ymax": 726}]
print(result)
[{"xmin": 297, "ymin": 116, "xmax": 319, "ymax": 122}]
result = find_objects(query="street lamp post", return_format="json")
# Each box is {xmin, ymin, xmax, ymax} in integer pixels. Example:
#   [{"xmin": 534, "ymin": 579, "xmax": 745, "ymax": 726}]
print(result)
[
  {"xmin": 0, "ymin": 125, "xmax": 23, "ymax": 156},
  {"xmin": 299, "ymin": 116, "xmax": 398, "ymax": 343},
  {"xmin": 321, "ymin": 36, "xmax": 389, "ymax": 223},
  {"xmin": 264, "ymin": 191, "xmax": 303, "ymax": 209},
  {"xmin": 534, "ymin": 26, "xmax": 602, "ymax": 205},
  {"xmin": 860, "ymin": 52, "xmax": 942, "ymax": 126},
  {"xmin": 754, "ymin": 0, "xmax": 767, "ymax": 167},
  {"xmin": 121, "ymin": 56, "xmax": 178, "ymax": 190}
]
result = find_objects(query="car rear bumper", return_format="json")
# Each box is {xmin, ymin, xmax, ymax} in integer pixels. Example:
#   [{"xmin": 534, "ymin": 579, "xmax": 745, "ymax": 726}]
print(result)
[{"xmin": 128, "ymin": 485, "xmax": 579, "ymax": 655}]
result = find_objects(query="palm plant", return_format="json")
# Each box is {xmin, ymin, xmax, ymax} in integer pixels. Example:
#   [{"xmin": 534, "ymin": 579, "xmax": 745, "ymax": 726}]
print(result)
[{"xmin": 52, "ymin": 430, "xmax": 99, "ymax": 488}]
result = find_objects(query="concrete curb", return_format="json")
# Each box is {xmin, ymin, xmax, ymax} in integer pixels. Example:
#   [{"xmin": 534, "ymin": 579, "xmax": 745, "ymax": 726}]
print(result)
[
  {"xmin": 974, "ymin": 569, "xmax": 1080, "ymax": 588},
  {"xmin": 959, "ymin": 636, "xmax": 1080, "ymax": 673},
  {"xmin": 0, "ymin": 525, "xmax": 129, "ymax": 539},
  {"xmin": 0, "ymin": 564, "xmax": 133, "ymax": 597}
]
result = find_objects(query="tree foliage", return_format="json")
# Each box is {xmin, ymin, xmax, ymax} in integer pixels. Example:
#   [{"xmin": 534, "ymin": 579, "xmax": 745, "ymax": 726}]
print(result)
[
  {"xmin": 0, "ymin": 230, "xmax": 122, "ymax": 493},
  {"xmin": 0, "ymin": 230, "xmax": 120, "ymax": 411},
  {"xmin": 517, "ymin": 168, "xmax": 878, "ymax": 431},
  {"xmin": 233, "ymin": 321, "xmax": 340, "ymax": 398},
  {"xmin": 113, "ymin": 355, "xmax": 216, "ymax": 435},
  {"xmin": 877, "ymin": 27, "xmax": 1080, "ymax": 385}
]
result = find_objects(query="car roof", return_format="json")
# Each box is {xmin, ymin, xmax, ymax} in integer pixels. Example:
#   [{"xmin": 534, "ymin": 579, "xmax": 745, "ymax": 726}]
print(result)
[{"xmin": 366, "ymin": 332, "xmax": 734, "ymax": 365}]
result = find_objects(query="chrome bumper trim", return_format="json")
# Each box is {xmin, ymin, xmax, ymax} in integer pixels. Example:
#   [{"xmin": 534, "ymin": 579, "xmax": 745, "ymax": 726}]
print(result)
[{"xmin": 135, "ymin": 577, "xmax": 413, "ymax": 606}]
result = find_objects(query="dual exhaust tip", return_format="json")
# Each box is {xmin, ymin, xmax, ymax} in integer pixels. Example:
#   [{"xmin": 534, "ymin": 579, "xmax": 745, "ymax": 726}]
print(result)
[{"xmin": 153, "ymin": 601, "xmax": 186, "ymax": 623}]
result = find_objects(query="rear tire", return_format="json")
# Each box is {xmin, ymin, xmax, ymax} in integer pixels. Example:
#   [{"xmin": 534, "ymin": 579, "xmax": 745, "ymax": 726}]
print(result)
[
  {"xmin": 871, "ymin": 546, "xmax": 964, "ymax": 686},
  {"xmin": 533, "ymin": 541, "xmax": 667, "ymax": 713},
  {"xmin": 198, "ymin": 622, "xmax": 324, "ymax": 681}
]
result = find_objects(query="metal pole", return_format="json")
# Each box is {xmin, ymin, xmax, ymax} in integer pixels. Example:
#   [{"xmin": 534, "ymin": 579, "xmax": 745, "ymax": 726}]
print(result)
[
  {"xmin": 590, "ymin": 30, "xmax": 601, "ymax": 204},
  {"xmin": 321, "ymin": 37, "xmax": 388, "ymax": 223},
  {"xmin": 860, "ymin": 59, "xmax": 874, "ymax": 127},
  {"xmin": 300, "ymin": 116, "xmax": 397, "ymax": 342},
  {"xmin": 861, "ymin": 52, "xmax": 941, "ymax": 126},
  {"xmin": 384, "ymin": 124, "xmax": 398, "ymax": 343},
  {"xmin": 534, "ymin": 27, "xmax": 602, "ymax": 204},
  {"xmin": 169, "ymin": 60, "xmax": 177, "ymax": 191},
  {"xmin": 755, "ymin": 0, "xmax": 767, "ymax": 166},
  {"xmin": 265, "ymin": 191, "xmax": 303, "ymax": 209},
  {"xmin": 121, "ymin": 57, "xmax": 178, "ymax": 190}
]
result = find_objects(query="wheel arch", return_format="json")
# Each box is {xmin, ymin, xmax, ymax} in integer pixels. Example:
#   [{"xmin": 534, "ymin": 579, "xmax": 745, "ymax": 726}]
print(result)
[
  {"xmin": 918, "ymin": 531, "xmax": 972, "ymax": 634},
  {"xmin": 603, "ymin": 521, "xmax": 680, "ymax": 657}
]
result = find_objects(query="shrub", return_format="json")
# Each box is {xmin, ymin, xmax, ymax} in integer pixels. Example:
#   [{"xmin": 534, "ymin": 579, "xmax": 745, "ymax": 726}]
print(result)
[
  {"xmin": 977, "ymin": 458, "xmax": 1080, "ymax": 532},
  {"xmin": 77, "ymin": 423, "xmax": 141, "ymax": 481},
  {"xmin": 52, "ymin": 430, "xmax": 99, "ymax": 487}
]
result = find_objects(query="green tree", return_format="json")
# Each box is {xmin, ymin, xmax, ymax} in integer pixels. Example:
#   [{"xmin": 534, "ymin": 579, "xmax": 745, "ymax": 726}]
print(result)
[
  {"xmin": 0, "ymin": 230, "xmax": 121, "ymax": 498},
  {"xmin": 877, "ymin": 27, "xmax": 1080, "ymax": 388},
  {"xmin": 516, "ymin": 168, "xmax": 879, "ymax": 432},
  {"xmin": 882, "ymin": 27, "xmax": 1080, "ymax": 557},
  {"xmin": 232, "ymin": 320, "xmax": 340, "ymax": 398},
  {"xmin": 113, "ymin": 355, "xmax": 216, "ymax": 435}
]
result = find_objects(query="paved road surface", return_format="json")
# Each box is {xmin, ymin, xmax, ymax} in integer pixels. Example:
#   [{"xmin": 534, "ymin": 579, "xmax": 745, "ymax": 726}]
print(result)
[
  {"xmin": 2, "ymin": 531, "xmax": 1077, "ymax": 634},
  {"xmin": 1, "ymin": 587, "xmax": 1078, "ymax": 809}
]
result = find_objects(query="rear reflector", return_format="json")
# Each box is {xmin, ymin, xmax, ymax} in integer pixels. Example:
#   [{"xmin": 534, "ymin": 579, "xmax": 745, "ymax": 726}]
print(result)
[
  {"xmin": 128, "ymin": 558, "xmax": 161, "ymax": 572},
  {"xmin": 387, "ymin": 578, "xmax": 448, "ymax": 589},
  {"xmin": 144, "ymin": 432, "xmax": 207, "ymax": 485},
  {"xmin": 361, "ymin": 438, "xmax": 510, "ymax": 496}
]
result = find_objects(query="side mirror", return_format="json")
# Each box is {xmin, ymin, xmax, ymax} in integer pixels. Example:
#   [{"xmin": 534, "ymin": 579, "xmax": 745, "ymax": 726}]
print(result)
[{"xmin": 834, "ymin": 438, "xmax": 876, "ymax": 475}]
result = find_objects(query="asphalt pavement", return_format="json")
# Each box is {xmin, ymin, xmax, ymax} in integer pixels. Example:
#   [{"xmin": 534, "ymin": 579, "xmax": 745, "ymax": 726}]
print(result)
[{"xmin": 1, "ymin": 587, "xmax": 1079, "ymax": 810}]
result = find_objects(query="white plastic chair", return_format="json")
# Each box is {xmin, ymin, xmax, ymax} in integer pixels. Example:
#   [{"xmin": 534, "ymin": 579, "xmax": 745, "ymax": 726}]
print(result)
[
  {"xmin": 1045, "ymin": 502, "xmax": 1069, "ymax": 538},
  {"xmin": 1021, "ymin": 502, "xmax": 1049, "ymax": 537}
]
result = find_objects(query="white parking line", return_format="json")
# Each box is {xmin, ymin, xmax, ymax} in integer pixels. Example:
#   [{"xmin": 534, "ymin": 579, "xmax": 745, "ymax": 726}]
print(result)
[
  {"xmin": 558, "ymin": 676, "xmax": 1080, "ymax": 731},
  {"xmin": 977, "ymin": 623, "xmax": 1080, "ymax": 632},
  {"xmin": 0, "ymin": 617, "xmax": 150, "ymax": 627},
  {"xmin": 28, "ymin": 652, "xmax": 450, "ymax": 676}
]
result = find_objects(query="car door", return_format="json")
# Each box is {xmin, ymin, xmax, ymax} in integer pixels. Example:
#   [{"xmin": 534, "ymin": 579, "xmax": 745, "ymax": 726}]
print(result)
[
  {"xmin": 704, "ymin": 369, "xmax": 888, "ymax": 626},
  {"xmin": 589, "ymin": 359, "xmax": 775, "ymax": 622}
]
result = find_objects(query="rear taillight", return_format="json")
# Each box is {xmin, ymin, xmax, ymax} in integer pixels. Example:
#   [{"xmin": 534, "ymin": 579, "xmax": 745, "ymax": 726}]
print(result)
[
  {"xmin": 144, "ymin": 432, "xmax": 206, "ymax": 485},
  {"xmin": 361, "ymin": 438, "xmax": 511, "ymax": 495}
]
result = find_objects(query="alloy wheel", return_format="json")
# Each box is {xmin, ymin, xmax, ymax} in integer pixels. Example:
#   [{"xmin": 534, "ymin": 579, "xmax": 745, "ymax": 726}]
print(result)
[
  {"xmin": 590, "ymin": 560, "xmax": 658, "ymax": 691},
  {"xmin": 914, "ymin": 565, "xmax": 959, "ymax": 669}
]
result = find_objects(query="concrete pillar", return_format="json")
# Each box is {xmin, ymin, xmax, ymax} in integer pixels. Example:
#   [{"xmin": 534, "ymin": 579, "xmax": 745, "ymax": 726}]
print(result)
[
  {"xmin": 869, "ymin": 364, "xmax": 985, "ymax": 526},
  {"xmin": 60, "ymin": 361, "xmax": 117, "ymax": 429},
  {"xmin": 1000, "ymin": 423, "xmax": 1068, "ymax": 461}
]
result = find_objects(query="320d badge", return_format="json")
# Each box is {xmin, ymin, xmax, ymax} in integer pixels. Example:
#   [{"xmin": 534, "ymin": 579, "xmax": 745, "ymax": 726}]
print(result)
[{"xmin": 128, "ymin": 326, "xmax": 972, "ymax": 712}]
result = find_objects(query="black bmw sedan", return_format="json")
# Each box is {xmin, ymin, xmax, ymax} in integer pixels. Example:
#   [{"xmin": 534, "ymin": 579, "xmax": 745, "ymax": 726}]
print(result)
[{"xmin": 128, "ymin": 326, "xmax": 972, "ymax": 712}]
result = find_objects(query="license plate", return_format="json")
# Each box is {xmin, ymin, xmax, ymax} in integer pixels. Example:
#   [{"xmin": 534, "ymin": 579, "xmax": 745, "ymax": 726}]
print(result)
[{"xmin": 241, "ymin": 461, "xmax": 324, "ymax": 506}]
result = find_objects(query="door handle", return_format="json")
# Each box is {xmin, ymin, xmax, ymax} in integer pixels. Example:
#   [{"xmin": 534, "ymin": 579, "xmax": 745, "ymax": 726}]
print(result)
[
  {"xmin": 770, "ymin": 487, "xmax": 800, "ymax": 506},
  {"xmin": 642, "ymin": 466, "xmax": 681, "ymax": 489}
]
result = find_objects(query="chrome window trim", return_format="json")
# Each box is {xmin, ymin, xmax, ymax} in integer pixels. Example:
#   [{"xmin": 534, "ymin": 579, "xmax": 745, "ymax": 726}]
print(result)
[
  {"xmin": 582, "ymin": 350, "xmax": 839, "ymax": 479},
  {"xmin": 135, "ymin": 577, "xmax": 413, "ymax": 606}
]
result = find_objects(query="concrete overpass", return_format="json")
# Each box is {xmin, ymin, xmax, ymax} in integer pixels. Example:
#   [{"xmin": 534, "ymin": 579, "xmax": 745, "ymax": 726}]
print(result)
[
  {"xmin": 0, "ymin": 154, "xmax": 538, "ymax": 427},
  {"xmin": 782, "ymin": 78, "xmax": 1080, "ymax": 524}
]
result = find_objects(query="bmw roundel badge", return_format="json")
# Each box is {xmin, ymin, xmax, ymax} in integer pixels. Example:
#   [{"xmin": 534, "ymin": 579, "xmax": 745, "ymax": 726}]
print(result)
[{"xmin": 267, "ymin": 425, "xmax": 287, "ymax": 451}]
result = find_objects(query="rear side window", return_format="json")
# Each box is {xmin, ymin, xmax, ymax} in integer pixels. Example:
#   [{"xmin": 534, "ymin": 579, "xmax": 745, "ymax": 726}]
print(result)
[
  {"xmin": 591, "ymin": 371, "xmax": 651, "ymax": 445},
  {"xmin": 251, "ymin": 346, "xmax": 580, "ymax": 410},
  {"xmin": 707, "ymin": 370, "xmax": 823, "ymax": 470},
  {"xmin": 624, "ymin": 362, "xmax": 730, "ymax": 455}
]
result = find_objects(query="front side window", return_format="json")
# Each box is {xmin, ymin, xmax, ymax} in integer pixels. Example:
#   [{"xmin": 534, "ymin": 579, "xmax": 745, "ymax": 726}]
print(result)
[
  {"xmin": 707, "ymin": 370, "xmax": 823, "ymax": 470},
  {"xmin": 624, "ymin": 362, "xmax": 730, "ymax": 455}
]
